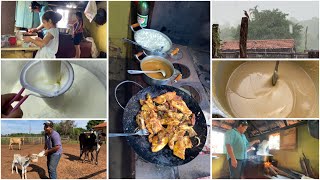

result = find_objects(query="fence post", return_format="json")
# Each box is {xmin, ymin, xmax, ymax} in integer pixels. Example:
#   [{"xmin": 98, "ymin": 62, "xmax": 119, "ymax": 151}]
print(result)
[{"xmin": 239, "ymin": 17, "xmax": 248, "ymax": 58}]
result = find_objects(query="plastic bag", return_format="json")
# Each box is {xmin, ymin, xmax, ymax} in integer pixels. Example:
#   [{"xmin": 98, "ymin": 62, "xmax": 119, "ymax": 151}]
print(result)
[{"xmin": 84, "ymin": 1, "xmax": 97, "ymax": 23}]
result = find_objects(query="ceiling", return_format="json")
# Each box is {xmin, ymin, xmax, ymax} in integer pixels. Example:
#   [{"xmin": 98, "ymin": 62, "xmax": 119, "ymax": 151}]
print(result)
[
  {"xmin": 212, "ymin": 120, "xmax": 306, "ymax": 138},
  {"xmin": 47, "ymin": 1, "xmax": 105, "ymax": 10}
]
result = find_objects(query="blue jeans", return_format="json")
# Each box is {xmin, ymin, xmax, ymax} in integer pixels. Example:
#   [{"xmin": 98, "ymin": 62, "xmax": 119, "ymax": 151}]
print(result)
[
  {"xmin": 47, "ymin": 153, "xmax": 61, "ymax": 179},
  {"xmin": 228, "ymin": 159, "xmax": 246, "ymax": 179}
]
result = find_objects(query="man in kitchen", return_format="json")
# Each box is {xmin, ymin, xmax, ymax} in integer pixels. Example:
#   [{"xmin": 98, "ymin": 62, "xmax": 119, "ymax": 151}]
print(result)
[
  {"xmin": 225, "ymin": 120, "xmax": 260, "ymax": 179},
  {"xmin": 29, "ymin": 1, "xmax": 52, "ymax": 38}
]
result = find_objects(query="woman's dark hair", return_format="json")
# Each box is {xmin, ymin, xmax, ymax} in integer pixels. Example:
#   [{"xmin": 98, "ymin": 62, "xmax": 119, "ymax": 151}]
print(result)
[
  {"xmin": 42, "ymin": 11, "xmax": 62, "ymax": 25},
  {"xmin": 30, "ymin": 1, "xmax": 41, "ymax": 10},
  {"xmin": 75, "ymin": 12, "xmax": 82, "ymax": 19}
]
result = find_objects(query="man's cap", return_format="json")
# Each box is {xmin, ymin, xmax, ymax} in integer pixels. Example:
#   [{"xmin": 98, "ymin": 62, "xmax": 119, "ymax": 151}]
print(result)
[
  {"xmin": 43, "ymin": 120, "xmax": 54, "ymax": 127},
  {"xmin": 238, "ymin": 120, "xmax": 249, "ymax": 126}
]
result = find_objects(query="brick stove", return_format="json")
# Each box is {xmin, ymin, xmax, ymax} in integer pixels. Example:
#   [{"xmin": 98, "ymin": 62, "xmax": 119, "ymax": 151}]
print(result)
[{"xmin": 127, "ymin": 43, "xmax": 211, "ymax": 178}]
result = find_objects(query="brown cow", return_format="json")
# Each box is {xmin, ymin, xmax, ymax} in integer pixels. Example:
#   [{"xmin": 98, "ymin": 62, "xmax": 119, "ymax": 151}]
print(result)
[{"xmin": 9, "ymin": 138, "xmax": 24, "ymax": 150}]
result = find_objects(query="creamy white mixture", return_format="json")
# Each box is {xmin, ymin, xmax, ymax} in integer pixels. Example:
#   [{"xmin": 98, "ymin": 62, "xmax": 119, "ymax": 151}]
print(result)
[
  {"xmin": 135, "ymin": 30, "xmax": 171, "ymax": 52},
  {"xmin": 28, "ymin": 61, "xmax": 66, "ymax": 94},
  {"xmin": 42, "ymin": 61, "xmax": 61, "ymax": 84},
  {"xmin": 2, "ymin": 62, "xmax": 106, "ymax": 118},
  {"xmin": 226, "ymin": 61, "xmax": 317, "ymax": 118}
]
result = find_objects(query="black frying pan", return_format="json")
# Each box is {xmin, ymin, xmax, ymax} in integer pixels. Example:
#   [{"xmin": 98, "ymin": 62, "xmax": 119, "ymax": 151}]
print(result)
[{"xmin": 122, "ymin": 85, "xmax": 207, "ymax": 166}]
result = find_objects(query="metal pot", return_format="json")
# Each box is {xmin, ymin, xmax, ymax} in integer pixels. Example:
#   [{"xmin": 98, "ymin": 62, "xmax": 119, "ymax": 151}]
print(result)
[
  {"xmin": 257, "ymin": 154, "xmax": 273, "ymax": 162},
  {"xmin": 130, "ymin": 23, "xmax": 175, "ymax": 57},
  {"xmin": 212, "ymin": 61, "xmax": 319, "ymax": 118},
  {"xmin": 134, "ymin": 52, "xmax": 179, "ymax": 86}
]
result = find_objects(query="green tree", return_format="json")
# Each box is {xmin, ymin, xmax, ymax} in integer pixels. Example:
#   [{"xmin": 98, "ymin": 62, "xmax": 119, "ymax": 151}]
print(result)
[
  {"xmin": 86, "ymin": 120, "xmax": 105, "ymax": 130},
  {"xmin": 52, "ymin": 120, "xmax": 76, "ymax": 138},
  {"xmin": 233, "ymin": 6, "xmax": 303, "ymax": 47}
]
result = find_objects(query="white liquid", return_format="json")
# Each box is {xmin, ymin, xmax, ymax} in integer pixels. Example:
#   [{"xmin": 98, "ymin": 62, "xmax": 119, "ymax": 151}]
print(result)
[
  {"xmin": 42, "ymin": 61, "xmax": 61, "ymax": 84},
  {"xmin": 2, "ymin": 63, "xmax": 106, "ymax": 118},
  {"xmin": 226, "ymin": 61, "xmax": 317, "ymax": 118}
]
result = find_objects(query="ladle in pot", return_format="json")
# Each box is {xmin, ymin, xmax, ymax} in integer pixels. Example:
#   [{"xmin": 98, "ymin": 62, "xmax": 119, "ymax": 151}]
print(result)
[
  {"xmin": 272, "ymin": 61, "xmax": 280, "ymax": 86},
  {"xmin": 127, "ymin": 69, "xmax": 166, "ymax": 77}
]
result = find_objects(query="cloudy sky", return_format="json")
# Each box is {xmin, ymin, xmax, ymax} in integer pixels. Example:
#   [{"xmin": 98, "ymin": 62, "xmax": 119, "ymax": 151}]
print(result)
[
  {"xmin": 212, "ymin": 1, "xmax": 319, "ymax": 26},
  {"xmin": 1, "ymin": 120, "xmax": 89, "ymax": 135}
]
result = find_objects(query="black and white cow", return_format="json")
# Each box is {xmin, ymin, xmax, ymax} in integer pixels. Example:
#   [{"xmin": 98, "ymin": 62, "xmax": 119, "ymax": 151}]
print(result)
[{"xmin": 79, "ymin": 131, "xmax": 106, "ymax": 165}]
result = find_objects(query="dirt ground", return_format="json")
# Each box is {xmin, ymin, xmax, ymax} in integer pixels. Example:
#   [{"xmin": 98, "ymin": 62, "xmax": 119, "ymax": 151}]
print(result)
[{"xmin": 1, "ymin": 144, "xmax": 107, "ymax": 179}]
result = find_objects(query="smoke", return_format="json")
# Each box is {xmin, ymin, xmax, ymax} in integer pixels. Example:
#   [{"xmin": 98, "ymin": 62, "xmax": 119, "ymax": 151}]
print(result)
[{"xmin": 256, "ymin": 140, "xmax": 271, "ymax": 155}]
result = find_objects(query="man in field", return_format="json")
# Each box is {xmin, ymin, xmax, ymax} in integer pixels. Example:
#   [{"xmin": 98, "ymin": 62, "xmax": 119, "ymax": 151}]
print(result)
[{"xmin": 43, "ymin": 120, "xmax": 62, "ymax": 179}]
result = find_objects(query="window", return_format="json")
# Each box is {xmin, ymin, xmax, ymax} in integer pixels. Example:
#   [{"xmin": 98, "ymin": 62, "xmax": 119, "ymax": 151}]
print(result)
[
  {"xmin": 57, "ymin": 9, "xmax": 69, "ymax": 28},
  {"xmin": 268, "ymin": 133, "xmax": 280, "ymax": 150},
  {"xmin": 212, "ymin": 130, "xmax": 225, "ymax": 154}
]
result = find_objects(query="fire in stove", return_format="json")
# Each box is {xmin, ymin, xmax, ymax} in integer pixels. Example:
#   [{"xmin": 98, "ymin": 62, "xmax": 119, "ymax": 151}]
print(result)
[{"xmin": 264, "ymin": 161, "xmax": 297, "ymax": 178}]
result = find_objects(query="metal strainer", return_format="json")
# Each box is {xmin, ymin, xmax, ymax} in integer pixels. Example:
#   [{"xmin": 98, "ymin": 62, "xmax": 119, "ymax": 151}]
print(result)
[
  {"xmin": 4, "ymin": 60, "xmax": 74, "ymax": 114},
  {"xmin": 20, "ymin": 60, "xmax": 74, "ymax": 97}
]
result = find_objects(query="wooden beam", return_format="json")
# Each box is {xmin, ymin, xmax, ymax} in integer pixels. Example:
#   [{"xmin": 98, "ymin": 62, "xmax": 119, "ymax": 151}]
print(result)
[
  {"xmin": 250, "ymin": 121, "xmax": 307, "ymax": 137},
  {"xmin": 248, "ymin": 120, "xmax": 262, "ymax": 135},
  {"xmin": 283, "ymin": 120, "xmax": 288, "ymax": 127},
  {"xmin": 239, "ymin": 17, "xmax": 248, "ymax": 58}
]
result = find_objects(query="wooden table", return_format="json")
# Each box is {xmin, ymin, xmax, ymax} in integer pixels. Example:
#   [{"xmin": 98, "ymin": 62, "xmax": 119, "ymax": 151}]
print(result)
[
  {"xmin": 1, "ymin": 45, "xmax": 40, "ymax": 51},
  {"xmin": 1, "ymin": 44, "xmax": 39, "ymax": 58}
]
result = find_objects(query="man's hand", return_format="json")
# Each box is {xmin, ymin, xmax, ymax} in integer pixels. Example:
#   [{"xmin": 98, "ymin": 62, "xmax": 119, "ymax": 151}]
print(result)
[
  {"xmin": 44, "ymin": 150, "xmax": 49, "ymax": 156},
  {"xmin": 254, "ymin": 139, "xmax": 261, "ymax": 144},
  {"xmin": 231, "ymin": 158, "xmax": 237, "ymax": 168}
]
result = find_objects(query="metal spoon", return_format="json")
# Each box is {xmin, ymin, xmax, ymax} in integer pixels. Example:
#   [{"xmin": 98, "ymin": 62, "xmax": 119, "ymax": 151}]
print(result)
[
  {"xmin": 272, "ymin": 61, "xmax": 280, "ymax": 86},
  {"xmin": 127, "ymin": 70, "xmax": 166, "ymax": 77},
  {"xmin": 109, "ymin": 129, "xmax": 149, "ymax": 137}
]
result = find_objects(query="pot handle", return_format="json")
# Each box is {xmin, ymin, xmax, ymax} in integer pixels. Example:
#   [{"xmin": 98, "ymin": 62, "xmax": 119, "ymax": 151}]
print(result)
[
  {"xmin": 114, "ymin": 80, "xmax": 144, "ymax": 110},
  {"xmin": 170, "ymin": 48, "xmax": 180, "ymax": 56},
  {"xmin": 171, "ymin": 69, "xmax": 182, "ymax": 83},
  {"xmin": 134, "ymin": 51, "xmax": 147, "ymax": 62},
  {"xmin": 174, "ymin": 73, "xmax": 183, "ymax": 82},
  {"xmin": 130, "ymin": 23, "xmax": 142, "ymax": 32}
]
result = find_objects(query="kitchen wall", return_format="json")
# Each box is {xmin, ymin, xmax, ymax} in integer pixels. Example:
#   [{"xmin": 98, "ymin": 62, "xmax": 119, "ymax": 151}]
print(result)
[
  {"xmin": 1, "ymin": 1, "xmax": 16, "ymax": 34},
  {"xmin": 83, "ymin": 1, "xmax": 107, "ymax": 53},
  {"xmin": 250, "ymin": 124, "xmax": 319, "ymax": 177},
  {"xmin": 108, "ymin": 1, "xmax": 131, "ymax": 59},
  {"xmin": 150, "ymin": 1, "xmax": 210, "ymax": 51}
]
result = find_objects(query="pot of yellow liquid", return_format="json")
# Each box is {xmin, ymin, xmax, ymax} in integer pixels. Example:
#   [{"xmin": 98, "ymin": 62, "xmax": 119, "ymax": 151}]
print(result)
[
  {"xmin": 212, "ymin": 61, "xmax": 319, "ymax": 118},
  {"xmin": 134, "ymin": 52, "xmax": 177, "ymax": 85}
]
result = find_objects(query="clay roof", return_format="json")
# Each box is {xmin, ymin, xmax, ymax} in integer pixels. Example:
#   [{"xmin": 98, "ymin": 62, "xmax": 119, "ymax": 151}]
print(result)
[
  {"xmin": 93, "ymin": 122, "xmax": 107, "ymax": 128},
  {"xmin": 221, "ymin": 39, "xmax": 295, "ymax": 50}
]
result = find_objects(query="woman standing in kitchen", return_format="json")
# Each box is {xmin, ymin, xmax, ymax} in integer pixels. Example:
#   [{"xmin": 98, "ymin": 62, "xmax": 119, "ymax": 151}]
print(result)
[
  {"xmin": 73, "ymin": 12, "xmax": 84, "ymax": 58},
  {"xmin": 225, "ymin": 120, "xmax": 260, "ymax": 179},
  {"xmin": 23, "ymin": 11, "xmax": 62, "ymax": 58},
  {"xmin": 29, "ymin": 1, "xmax": 52, "ymax": 38}
]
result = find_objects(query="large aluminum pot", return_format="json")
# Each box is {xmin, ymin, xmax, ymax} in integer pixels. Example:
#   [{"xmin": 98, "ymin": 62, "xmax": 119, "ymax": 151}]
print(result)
[
  {"xmin": 130, "ymin": 23, "xmax": 174, "ymax": 57},
  {"xmin": 212, "ymin": 60, "xmax": 319, "ymax": 118},
  {"xmin": 134, "ymin": 52, "xmax": 179, "ymax": 86},
  {"xmin": 257, "ymin": 154, "xmax": 274, "ymax": 162}
]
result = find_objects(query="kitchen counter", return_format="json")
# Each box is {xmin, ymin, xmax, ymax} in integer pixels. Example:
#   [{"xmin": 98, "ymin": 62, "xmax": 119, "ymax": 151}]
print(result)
[
  {"xmin": 1, "ymin": 35, "xmax": 39, "ymax": 58},
  {"xmin": 1, "ymin": 44, "xmax": 39, "ymax": 58},
  {"xmin": 1, "ymin": 45, "xmax": 40, "ymax": 51}
]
